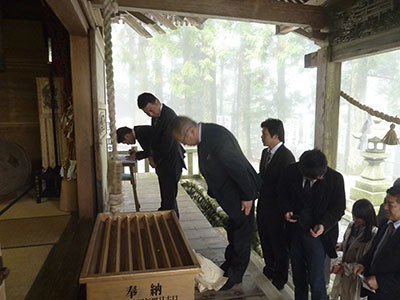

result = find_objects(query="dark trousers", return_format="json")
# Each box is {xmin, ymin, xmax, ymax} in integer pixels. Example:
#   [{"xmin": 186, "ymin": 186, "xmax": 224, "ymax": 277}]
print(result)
[
  {"xmin": 257, "ymin": 199, "xmax": 289, "ymax": 285},
  {"xmin": 156, "ymin": 163, "xmax": 182, "ymax": 218},
  {"xmin": 290, "ymin": 225, "xmax": 328, "ymax": 300},
  {"xmin": 218, "ymin": 184, "xmax": 255, "ymax": 282}
]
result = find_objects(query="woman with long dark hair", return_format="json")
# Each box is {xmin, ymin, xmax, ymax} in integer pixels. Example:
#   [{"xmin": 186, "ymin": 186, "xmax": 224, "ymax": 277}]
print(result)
[{"xmin": 330, "ymin": 199, "xmax": 378, "ymax": 300}]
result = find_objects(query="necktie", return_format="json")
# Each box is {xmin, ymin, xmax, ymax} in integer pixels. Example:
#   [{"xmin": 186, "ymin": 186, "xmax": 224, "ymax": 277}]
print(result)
[
  {"xmin": 304, "ymin": 179, "xmax": 311, "ymax": 194},
  {"xmin": 371, "ymin": 222, "xmax": 395, "ymax": 271},
  {"xmin": 260, "ymin": 150, "xmax": 271, "ymax": 175},
  {"xmin": 153, "ymin": 117, "xmax": 159, "ymax": 127},
  {"xmin": 264, "ymin": 150, "xmax": 272, "ymax": 168}
]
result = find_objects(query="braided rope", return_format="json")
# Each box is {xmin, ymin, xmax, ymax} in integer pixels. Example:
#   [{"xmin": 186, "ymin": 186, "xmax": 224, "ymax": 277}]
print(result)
[
  {"xmin": 103, "ymin": 0, "xmax": 123, "ymax": 212},
  {"xmin": 103, "ymin": 0, "xmax": 118, "ymax": 159},
  {"xmin": 340, "ymin": 91, "xmax": 400, "ymax": 125}
]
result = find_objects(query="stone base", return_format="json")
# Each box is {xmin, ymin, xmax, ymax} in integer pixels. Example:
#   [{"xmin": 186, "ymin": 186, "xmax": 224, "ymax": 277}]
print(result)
[
  {"xmin": 355, "ymin": 178, "xmax": 391, "ymax": 193},
  {"xmin": 350, "ymin": 187, "xmax": 387, "ymax": 206}
]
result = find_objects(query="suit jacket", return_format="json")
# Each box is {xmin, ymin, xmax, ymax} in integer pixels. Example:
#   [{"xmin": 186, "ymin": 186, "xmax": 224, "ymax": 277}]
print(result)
[
  {"xmin": 280, "ymin": 163, "xmax": 346, "ymax": 258},
  {"xmin": 133, "ymin": 125, "xmax": 154, "ymax": 160},
  {"xmin": 198, "ymin": 123, "xmax": 261, "ymax": 204},
  {"xmin": 259, "ymin": 144, "xmax": 295, "ymax": 208},
  {"xmin": 359, "ymin": 221, "xmax": 400, "ymax": 299},
  {"xmin": 151, "ymin": 104, "xmax": 185, "ymax": 171}
]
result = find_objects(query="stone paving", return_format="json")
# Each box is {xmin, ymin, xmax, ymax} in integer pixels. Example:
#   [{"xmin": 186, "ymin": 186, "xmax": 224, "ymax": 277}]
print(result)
[{"xmin": 121, "ymin": 173, "xmax": 288, "ymax": 300}]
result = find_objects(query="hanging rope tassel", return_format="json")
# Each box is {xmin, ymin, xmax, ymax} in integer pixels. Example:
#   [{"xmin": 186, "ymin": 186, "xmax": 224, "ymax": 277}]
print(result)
[{"xmin": 103, "ymin": 0, "xmax": 123, "ymax": 213}]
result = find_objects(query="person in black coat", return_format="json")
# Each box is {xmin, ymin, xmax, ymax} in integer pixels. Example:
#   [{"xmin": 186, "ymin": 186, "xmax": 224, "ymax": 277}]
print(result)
[
  {"xmin": 281, "ymin": 149, "xmax": 345, "ymax": 300},
  {"xmin": 257, "ymin": 118, "xmax": 295, "ymax": 290},
  {"xmin": 171, "ymin": 116, "xmax": 261, "ymax": 291},
  {"xmin": 354, "ymin": 185, "xmax": 400, "ymax": 300},
  {"xmin": 376, "ymin": 178, "xmax": 400, "ymax": 225},
  {"xmin": 117, "ymin": 125, "xmax": 154, "ymax": 160},
  {"xmin": 137, "ymin": 93, "xmax": 185, "ymax": 217}
]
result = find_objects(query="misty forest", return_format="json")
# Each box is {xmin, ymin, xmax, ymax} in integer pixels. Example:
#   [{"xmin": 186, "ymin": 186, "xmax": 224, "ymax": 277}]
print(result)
[{"xmin": 112, "ymin": 19, "xmax": 400, "ymax": 185}]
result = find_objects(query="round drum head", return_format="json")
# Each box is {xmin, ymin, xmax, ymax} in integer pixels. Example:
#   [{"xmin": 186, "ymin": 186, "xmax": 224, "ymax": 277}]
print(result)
[{"xmin": 0, "ymin": 140, "xmax": 32, "ymax": 198}]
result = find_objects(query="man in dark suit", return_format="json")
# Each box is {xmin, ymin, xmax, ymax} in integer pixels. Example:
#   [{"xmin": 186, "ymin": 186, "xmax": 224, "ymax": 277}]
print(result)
[
  {"xmin": 171, "ymin": 116, "xmax": 261, "ymax": 290},
  {"xmin": 117, "ymin": 125, "xmax": 154, "ymax": 160},
  {"xmin": 354, "ymin": 185, "xmax": 400, "ymax": 300},
  {"xmin": 257, "ymin": 118, "xmax": 295, "ymax": 290},
  {"xmin": 137, "ymin": 93, "xmax": 185, "ymax": 217},
  {"xmin": 281, "ymin": 149, "xmax": 345, "ymax": 300}
]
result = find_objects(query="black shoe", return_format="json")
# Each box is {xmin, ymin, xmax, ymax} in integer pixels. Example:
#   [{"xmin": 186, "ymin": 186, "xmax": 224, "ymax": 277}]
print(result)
[
  {"xmin": 220, "ymin": 278, "xmax": 242, "ymax": 291},
  {"xmin": 263, "ymin": 266, "xmax": 274, "ymax": 280},
  {"xmin": 220, "ymin": 261, "xmax": 230, "ymax": 273},
  {"xmin": 272, "ymin": 280, "xmax": 285, "ymax": 291}
]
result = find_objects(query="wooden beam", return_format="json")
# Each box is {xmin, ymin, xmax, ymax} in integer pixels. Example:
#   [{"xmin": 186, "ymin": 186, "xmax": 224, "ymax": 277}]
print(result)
[
  {"xmin": 304, "ymin": 50, "xmax": 318, "ymax": 68},
  {"xmin": 46, "ymin": 0, "xmax": 89, "ymax": 35},
  {"xmin": 331, "ymin": 27, "xmax": 400, "ymax": 62},
  {"xmin": 314, "ymin": 47, "xmax": 342, "ymax": 168},
  {"xmin": 93, "ymin": 0, "xmax": 328, "ymax": 29},
  {"xmin": 276, "ymin": 25, "xmax": 299, "ymax": 35},
  {"xmin": 151, "ymin": 13, "xmax": 177, "ymax": 30},
  {"xmin": 130, "ymin": 11, "xmax": 155, "ymax": 24},
  {"xmin": 129, "ymin": 11, "xmax": 166, "ymax": 34},
  {"xmin": 294, "ymin": 28, "xmax": 327, "ymax": 46},
  {"xmin": 122, "ymin": 14, "xmax": 153, "ymax": 38},
  {"xmin": 78, "ymin": 0, "xmax": 96, "ymax": 30},
  {"xmin": 0, "ymin": 3, "xmax": 4, "ymax": 72},
  {"xmin": 91, "ymin": 5, "xmax": 104, "ymax": 28},
  {"xmin": 70, "ymin": 35, "xmax": 96, "ymax": 219}
]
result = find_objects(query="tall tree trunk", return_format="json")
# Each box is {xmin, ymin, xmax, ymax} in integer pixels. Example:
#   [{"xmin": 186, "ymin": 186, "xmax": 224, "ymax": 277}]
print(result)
[
  {"xmin": 233, "ymin": 39, "xmax": 245, "ymax": 135},
  {"xmin": 275, "ymin": 59, "xmax": 287, "ymax": 119},
  {"xmin": 153, "ymin": 56, "xmax": 163, "ymax": 100},
  {"xmin": 242, "ymin": 76, "xmax": 252, "ymax": 158},
  {"xmin": 182, "ymin": 29, "xmax": 192, "ymax": 116},
  {"xmin": 343, "ymin": 60, "xmax": 368, "ymax": 173},
  {"xmin": 127, "ymin": 34, "xmax": 138, "ymax": 122},
  {"xmin": 204, "ymin": 49, "xmax": 217, "ymax": 122},
  {"xmin": 218, "ymin": 62, "xmax": 224, "ymax": 116},
  {"xmin": 137, "ymin": 37, "xmax": 149, "ymax": 92}
]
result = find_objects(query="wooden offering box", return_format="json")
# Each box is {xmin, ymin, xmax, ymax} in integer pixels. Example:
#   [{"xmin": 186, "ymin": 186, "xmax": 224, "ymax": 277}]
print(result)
[{"xmin": 80, "ymin": 211, "xmax": 201, "ymax": 300}]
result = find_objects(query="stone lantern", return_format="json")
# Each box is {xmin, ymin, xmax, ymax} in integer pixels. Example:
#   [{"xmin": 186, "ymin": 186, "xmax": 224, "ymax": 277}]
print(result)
[{"xmin": 349, "ymin": 136, "xmax": 391, "ymax": 209}]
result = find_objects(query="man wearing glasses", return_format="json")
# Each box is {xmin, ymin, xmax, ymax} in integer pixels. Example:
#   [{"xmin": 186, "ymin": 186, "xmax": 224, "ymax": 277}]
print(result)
[
  {"xmin": 171, "ymin": 116, "xmax": 261, "ymax": 291},
  {"xmin": 281, "ymin": 149, "xmax": 345, "ymax": 300}
]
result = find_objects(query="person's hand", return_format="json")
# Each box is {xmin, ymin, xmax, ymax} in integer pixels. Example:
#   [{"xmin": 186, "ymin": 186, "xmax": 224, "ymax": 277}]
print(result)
[
  {"xmin": 241, "ymin": 200, "xmax": 253, "ymax": 216},
  {"xmin": 365, "ymin": 275, "xmax": 378, "ymax": 290},
  {"xmin": 331, "ymin": 264, "xmax": 343, "ymax": 275},
  {"xmin": 310, "ymin": 224, "xmax": 324, "ymax": 237},
  {"xmin": 148, "ymin": 156, "xmax": 156, "ymax": 168},
  {"xmin": 285, "ymin": 211, "xmax": 297, "ymax": 223},
  {"xmin": 127, "ymin": 150, "xmax": 136, "ymax": 160},
  {"xmin": 353, "ymin": 264, "xmax": 365, "ymax": 276}
]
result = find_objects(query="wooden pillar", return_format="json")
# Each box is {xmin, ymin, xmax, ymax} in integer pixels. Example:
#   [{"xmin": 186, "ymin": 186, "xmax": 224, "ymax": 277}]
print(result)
[
  {"xmin": 70, "ymin": 35, "xmax": 96, "ymax": 219},
  {"xmin": 314, "ymin": 47, "xmax": 342, "ymax": 168}
]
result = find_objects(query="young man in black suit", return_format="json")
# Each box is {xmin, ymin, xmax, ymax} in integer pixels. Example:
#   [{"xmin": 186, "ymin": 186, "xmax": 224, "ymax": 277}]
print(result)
[
  {"xmin": 171, "ymin": 116, "xmax": 261, "ymax": 291},
  {"xmin": 257, "ymin": 119, "xmax": 295, "ymax": 290},
  {"xmin": 117, "ymin": 125, "xmax": 154, "ymax": 160},
  {"xmin": 354, "ymin": 185, "xmax": 400, "ymax": 300},
  {"xmin": 281, "ymin": 149, "xmax": 345, "ymax": 300},
  {"xmin": 137, "ymin": 93, "xmax": 185, "ymax": 217}
]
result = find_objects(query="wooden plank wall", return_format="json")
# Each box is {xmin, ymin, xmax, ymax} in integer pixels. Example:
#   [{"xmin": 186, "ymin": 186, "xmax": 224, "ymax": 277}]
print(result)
[{"xmin": 0, "ymin": 19, "xmax": 48, "ymax": 173}]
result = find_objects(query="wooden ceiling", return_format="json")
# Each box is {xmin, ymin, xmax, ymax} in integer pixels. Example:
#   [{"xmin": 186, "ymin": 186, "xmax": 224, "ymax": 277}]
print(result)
[{"xmin": 87, "ymin": 0, "xmax": 348, "ymax": 41}]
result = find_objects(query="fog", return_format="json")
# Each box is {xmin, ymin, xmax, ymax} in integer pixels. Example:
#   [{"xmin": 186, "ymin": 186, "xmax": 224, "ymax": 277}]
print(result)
[{"xmin": 112, "ymin": 18, "xmax": 400, "ymax": 182}]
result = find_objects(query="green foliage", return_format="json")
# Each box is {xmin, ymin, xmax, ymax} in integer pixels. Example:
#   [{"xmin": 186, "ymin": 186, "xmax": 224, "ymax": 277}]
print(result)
[{"xmin": 113, "ymin": 19, "xmax": 318, "ymax": 159}]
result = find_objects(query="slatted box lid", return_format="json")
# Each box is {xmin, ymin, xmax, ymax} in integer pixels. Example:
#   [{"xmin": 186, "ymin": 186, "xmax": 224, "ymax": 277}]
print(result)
[{"xmin": 80, "ymin": 211, "xmax": 200, "ymax": 283}]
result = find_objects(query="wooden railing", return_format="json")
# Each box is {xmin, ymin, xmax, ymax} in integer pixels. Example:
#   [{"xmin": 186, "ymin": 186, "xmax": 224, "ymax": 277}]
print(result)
[{"xmin": 117, "ymin": 147, "xmax": 200, "ymax": 178}]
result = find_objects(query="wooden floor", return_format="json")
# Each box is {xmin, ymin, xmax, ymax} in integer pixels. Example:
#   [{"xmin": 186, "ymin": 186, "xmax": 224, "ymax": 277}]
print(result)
[
  {"xmin": 25, "ymin": 173, "xmax": 293, "ymax": 300},
  {"xmin": 122, "ymin": 173, "xmax": 293, "ymax": 300}
]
